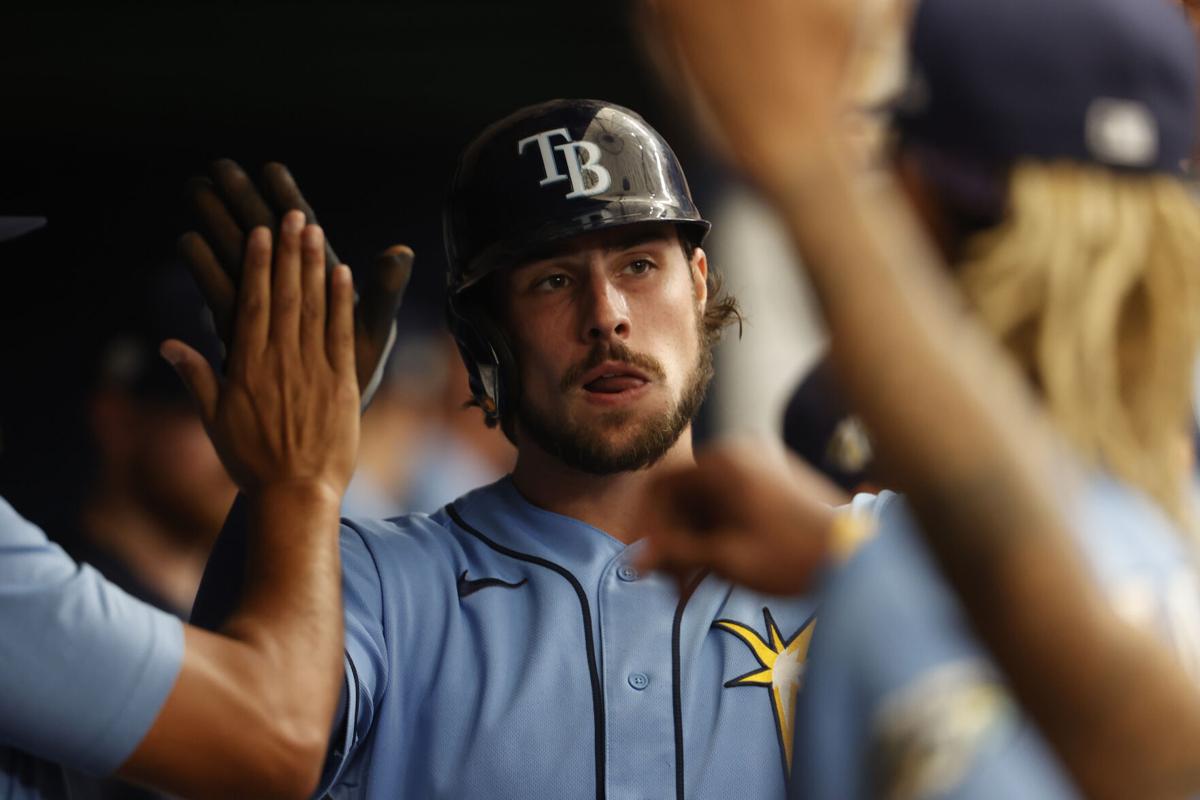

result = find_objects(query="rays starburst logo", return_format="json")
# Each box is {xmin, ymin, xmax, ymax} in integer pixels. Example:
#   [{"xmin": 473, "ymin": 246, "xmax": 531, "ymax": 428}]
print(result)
[{"xmin": 715, "ymin": 608, "xmax": 816, "ymax": 777}]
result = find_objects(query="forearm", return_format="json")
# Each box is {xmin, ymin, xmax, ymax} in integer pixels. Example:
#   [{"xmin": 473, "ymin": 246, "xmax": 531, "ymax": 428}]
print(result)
[
  {"xmin": 120, "ymin": 483, "xmax": 344, "ymax": 800},
  {"xmin": 223, "ymin": 482, "xmax": 345, "ymax": 742},
  {"xmin": 770, "ymin": 139, "xmax": 1200, "ymax": 796}
]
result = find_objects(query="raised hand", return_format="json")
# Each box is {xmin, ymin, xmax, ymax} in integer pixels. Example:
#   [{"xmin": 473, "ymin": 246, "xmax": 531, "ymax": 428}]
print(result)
[
  {"xmin": 647, "ymin": 0, "xmax": 870, "ymax": 190},
  {"xmin": 635, "ymin": 439, "xmax": 846, "ymax": 595},
  {"xmin": 162, "ymin": 210, "xmax": 359, "ymax": 500},
  {"xmin": 180, "ymin": 159, "xmax": 412, "ymax": 404}
]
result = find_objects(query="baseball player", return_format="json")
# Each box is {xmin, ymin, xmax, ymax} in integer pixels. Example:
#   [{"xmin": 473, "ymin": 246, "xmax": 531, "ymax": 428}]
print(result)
[
  {"xmin": 646, "ymin": 0, "xmax": 1200, "ymax": 796},
  {"xmin": 189, "ymin": 100, "xmax": 819, "ymax": 799},
  {"xmin": 2, "ymin": 212, "xmax": 360, "ymax": 799}
]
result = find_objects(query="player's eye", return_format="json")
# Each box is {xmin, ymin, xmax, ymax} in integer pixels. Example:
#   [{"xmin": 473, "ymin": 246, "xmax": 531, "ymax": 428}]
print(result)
[
  {"xmin": 533, "ymin": 273, "xmax": 572, "ymax": 292},
  {"xmin": 624, "ymin": 258, "xmax": 656, "ymax": 276}
]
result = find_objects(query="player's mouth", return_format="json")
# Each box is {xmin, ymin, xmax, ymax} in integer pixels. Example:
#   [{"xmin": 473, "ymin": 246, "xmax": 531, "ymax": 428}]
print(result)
[{"xmin": 579, "ymin": 361, "xmax": 652, "ymax": 404}]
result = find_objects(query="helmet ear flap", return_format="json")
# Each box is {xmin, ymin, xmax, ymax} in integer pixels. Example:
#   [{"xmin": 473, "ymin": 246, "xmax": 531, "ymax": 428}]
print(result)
[{"xmin": 446, "ymin": 292, "xmax": 520, "ymax": 427}]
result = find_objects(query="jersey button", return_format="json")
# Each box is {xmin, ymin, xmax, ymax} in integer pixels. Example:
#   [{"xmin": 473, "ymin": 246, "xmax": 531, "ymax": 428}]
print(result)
[
  {"xmin": 617, "ymin": 564, "xmax": 639, "ymax": 582},
  {"xmin": 628, "ymin": 671, "xmax": 650, "ymax": 691}
]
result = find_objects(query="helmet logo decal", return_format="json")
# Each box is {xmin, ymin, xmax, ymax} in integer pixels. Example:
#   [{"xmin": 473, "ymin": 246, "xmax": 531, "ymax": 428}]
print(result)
[{"xmin": 517, "ymin": 128, "xmax": 612, "ymax": 199}]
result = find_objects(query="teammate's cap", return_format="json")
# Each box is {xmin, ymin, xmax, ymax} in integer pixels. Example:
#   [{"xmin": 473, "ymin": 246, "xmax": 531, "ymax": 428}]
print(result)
[
  {"xmin": 97, "ymin": 263, "xmax": 223, "ymax": 406},
  {"xmin": 782, "ymin": 358, "xmax": 873, "ymax": 494},
  {"xmin": 893, "ymin": 0, "xmax": 1199, "ymax": 173},
  {"xmin": 0, "ymin": 216, "xmax": 47, "ymax": 243}
]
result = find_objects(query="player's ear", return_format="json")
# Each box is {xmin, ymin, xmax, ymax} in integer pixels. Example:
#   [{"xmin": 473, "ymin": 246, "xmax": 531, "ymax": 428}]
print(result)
[{"xmin": 690, "ymin": 246, "xmax": 709, "ymax": 309}]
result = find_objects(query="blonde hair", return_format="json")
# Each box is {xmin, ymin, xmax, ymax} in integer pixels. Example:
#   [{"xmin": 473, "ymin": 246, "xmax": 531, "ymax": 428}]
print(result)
[{"xmin": 958, "ymin": 161, "xmax": 1200, "ymax": 524}]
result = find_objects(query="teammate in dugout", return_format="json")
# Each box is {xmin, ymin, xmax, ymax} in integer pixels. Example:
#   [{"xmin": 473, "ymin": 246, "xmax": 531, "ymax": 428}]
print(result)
[
  {"xmin": 189, "ymin": 100, "xmax": 818, "ymax": 799},
  {"xmin": 1, "ymin": 212, "xmax": 372, "ymax": 800},
  {"xmin": 642, "ymin": 0, "xmax": 1200, "ymax": 796}
]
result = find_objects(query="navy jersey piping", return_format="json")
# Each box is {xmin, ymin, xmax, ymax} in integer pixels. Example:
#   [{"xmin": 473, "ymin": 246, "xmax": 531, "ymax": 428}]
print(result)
[
  {"xmin": 672, "ymin": 572, "xmax": 707, "ymax": 800},
  {"xmin": 446, "ymin": 503, "xmax": 608, "ymax": 800}
]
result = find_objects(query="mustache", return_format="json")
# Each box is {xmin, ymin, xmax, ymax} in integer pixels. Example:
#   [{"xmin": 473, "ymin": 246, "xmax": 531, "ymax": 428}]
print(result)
[{"xmin": 560, "ymin": 341, "xmax": 667, "ymax": 392}]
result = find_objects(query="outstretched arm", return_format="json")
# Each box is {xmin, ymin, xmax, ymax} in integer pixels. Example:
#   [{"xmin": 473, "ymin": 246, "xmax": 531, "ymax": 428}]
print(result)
[
  {"xmin": 648, "ymin": 1, "xmax": 1200, "ymax": 796},
  {"xmin": 117, "ymin": 211, "xmax": 359, "ymax": 799}
]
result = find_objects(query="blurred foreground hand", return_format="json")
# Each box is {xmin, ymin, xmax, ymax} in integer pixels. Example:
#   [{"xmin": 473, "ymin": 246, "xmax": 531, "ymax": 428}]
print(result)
[
  {"xmin": 635, "ymin": 439, "xmax": 857, "ymax": 595},
  {"xmin": 647, "ymin": 0, "xmax": 864, "ymax": 189}
]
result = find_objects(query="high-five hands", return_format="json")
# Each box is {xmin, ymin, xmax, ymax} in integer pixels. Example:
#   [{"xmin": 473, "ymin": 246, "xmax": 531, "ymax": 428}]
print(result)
[
  {"xmin": 162, "ymin": 211, "xmax": 360, "ymax": 501},
  {"xmin": 180, "ymin": 159, "xmax": 412, "ymax": 405}
]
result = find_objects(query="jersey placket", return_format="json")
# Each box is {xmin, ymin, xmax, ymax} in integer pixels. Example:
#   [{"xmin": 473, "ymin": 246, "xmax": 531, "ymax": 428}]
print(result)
[{"xmin": 596, "ymin": 545, "xmax": 680, "ymax": 800}]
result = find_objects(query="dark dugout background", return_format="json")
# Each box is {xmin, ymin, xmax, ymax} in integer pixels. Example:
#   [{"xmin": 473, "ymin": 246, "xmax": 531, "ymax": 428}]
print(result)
[{"xmin": 0, "ymin": 0, "xmax": 725, "ymax": 530}]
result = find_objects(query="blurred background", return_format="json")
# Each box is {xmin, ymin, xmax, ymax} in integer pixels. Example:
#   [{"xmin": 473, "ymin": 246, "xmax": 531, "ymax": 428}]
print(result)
[{"xmin": 0, "ymin": 0, "xmax": 837, "ymax": 632}]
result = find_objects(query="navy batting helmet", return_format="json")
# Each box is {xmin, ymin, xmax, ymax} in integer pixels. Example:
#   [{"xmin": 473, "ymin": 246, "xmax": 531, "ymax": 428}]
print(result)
[{"xmin": 444, "ymin": 98, "xmax": 710, "ymax": 426}]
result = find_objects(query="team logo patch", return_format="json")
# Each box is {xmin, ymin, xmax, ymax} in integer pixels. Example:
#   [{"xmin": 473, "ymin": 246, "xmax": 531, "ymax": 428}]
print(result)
[
  {"xmin": 715, "ymin": 607, "xmax": 816, "ymax": 777},
  {"xmin": 871, "ymin": 659, "xmax": 1014, "ymax": 800}
]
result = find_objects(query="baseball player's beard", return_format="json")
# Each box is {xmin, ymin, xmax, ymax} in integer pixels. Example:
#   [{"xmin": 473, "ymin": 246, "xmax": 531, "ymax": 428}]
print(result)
[{"xmin": 516, "ymin": 317, "xmax": 715, "ymax": 475}]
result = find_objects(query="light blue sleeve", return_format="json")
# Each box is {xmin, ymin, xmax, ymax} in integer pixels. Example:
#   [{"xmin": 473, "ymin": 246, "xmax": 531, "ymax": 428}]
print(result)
[
  {"xmin": 318, "ymin": 521, "xmax": 390, "ymax": 793},
  {"xmin": 793, "ymin": 493, "xmax": 1077, "ymax": 799},
  {"xmin": 0, "ymin": 496, "xmax": 184, "ymax": 775}
]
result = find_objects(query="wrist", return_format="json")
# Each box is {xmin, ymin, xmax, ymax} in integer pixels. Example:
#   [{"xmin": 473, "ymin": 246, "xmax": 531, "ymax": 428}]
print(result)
[{"xmin": 244, "ymin": 479, "xmax": 343, "ymax": 519}]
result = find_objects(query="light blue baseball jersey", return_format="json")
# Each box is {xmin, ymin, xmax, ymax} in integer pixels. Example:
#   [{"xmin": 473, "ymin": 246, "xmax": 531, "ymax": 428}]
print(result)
[
  {"xmin": 792, "ymin": 478, "xmax": 1200, "ymax": 799},
  {"xmin": 322, "ymin": 476, "xmax": 817, "ymax": 799},
  {"xmin": 0, "ymin": 496, "xmax": 184, "ymax": 800}
]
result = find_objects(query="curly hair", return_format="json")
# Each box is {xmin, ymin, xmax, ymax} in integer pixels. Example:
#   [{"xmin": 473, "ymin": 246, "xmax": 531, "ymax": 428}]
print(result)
[{"xmin": 682, "ymin": 236, "xmax": 744, "ymax": 348}]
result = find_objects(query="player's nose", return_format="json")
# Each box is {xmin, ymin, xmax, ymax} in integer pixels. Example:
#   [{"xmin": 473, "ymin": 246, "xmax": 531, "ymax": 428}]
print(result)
[{"xmin": 580, "ymin": 270, "xmax": 631, "ymax": 343}]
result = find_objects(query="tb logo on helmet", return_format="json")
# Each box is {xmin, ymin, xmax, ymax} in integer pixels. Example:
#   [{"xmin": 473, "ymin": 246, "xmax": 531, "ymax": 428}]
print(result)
[{"xmin": 517, "ymin": 128, "xmax": 612, "ymax": 199}]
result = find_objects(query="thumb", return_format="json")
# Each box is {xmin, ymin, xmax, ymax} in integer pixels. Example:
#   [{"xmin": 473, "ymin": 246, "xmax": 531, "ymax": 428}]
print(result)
[
  {"xmin": 360, "ymin": 244, "xmax": 414, "ymax": 341},
  {"xmin": 160, "ymin": 339, "xmax": 219, "ymax": 424}
]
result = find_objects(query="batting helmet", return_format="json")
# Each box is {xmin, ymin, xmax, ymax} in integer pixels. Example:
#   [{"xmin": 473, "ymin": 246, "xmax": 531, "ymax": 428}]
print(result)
[{"xmin": 444, "ymin": 98, "xmax": 710, "ymax": 426}]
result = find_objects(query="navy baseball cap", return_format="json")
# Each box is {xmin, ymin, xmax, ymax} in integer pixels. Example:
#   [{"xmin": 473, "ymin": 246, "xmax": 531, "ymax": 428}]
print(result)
[
  {"xmin": 782, "ymin": 358, "xmax": 874, "ymax": 494},
  {"xmin": 0, "ymin": 216, "xmax": 47, "ymax": 243},
  {"xmin": 97, "ymin": 263, "xmax": 224, "ymax": 406},
  {"xmin": 893, "ymin": 0, "xmax": 1200, "ymax": 173}
]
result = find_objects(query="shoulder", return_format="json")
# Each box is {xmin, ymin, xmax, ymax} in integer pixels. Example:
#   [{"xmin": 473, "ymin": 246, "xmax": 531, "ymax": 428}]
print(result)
[
  {"xmin": 1069, "ymin": 473, "xmax": 1193, "ymax": 578},
  {"xmin": 0, "ymin": 497, "xmax": 183, "ymax": 775},
  {"xmin": 334, "ymin": 480, "xmax": 521, "ymax": 625},
  {"xmin": 813, "ymin": 491, "xmax": 979, "ymax": 683},
  {"xmin": 0, "ymin": 498, "xmax": 74, "ymax": 588},
  {"xmin": 801, "ymin": 493, "xmax": 1040, "ymax": 798},
  {"xmin": 337, "ymin": 478, "xmax": 521, "ymax": 560},
  {"xmin": 336, "ymin": 511, "xmax": 464, "ymax": 619}
]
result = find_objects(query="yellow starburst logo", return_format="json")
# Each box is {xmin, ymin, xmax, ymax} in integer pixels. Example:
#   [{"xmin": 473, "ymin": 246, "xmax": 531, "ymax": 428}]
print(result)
[{"xmin": 715, "ymin": 608, "xmax": 816, "ymax": 777}]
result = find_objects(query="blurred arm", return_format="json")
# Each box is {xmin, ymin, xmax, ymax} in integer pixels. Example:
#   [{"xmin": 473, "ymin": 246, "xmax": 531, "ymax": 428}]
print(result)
[
  {"xmin": 771, "ymin": 144, "xmax": 1200, "ymax": 798},
  {"xmin": 652, "ymin": 1, "xmax": 1200, "ymax": 795}
]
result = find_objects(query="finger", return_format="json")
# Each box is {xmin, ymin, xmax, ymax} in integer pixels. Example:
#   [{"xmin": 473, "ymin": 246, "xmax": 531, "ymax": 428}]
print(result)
[
  {"xmin": 704, "ymin": 529, "xmax": 815, "ymax": 595},
  {"xmin": 636, "ymin": 515, "xmax": 714, "ymax": 574},
  {"xmin": 633, "ymin": 534, "xmax": 680, "ymax": 579},
  {"xmin": 300, "ymin": 222, "xmax": 328, "ymax": 354},
  {"xmin": 185, "ymin": 176, "xmax": 245, "ymax": 277},
  {"xmin": 270, "ymin": 210, "xmax": 306, "ymax": 345},
  {"xmin": 209, "ymin": 158, "xmax": 277, "ymax": 233},
  {"xmin": 327, "ymin": 264, "xmax": 357, "ymax": 377},
  {"xmin": 359, "ymin": 245, "xmax": 414, "ymax": 343},
  {"xmin": 160, "ymin": 339, "xmax": 219, "ymax": 425},
  {"xmin": 260, "ymin": 162, "xmax": 341, "ymax": 268},
  {"xmin": 233, "ymin": 226, "xmax": 273, "ymax": 364},
  {"xmin": 639, "ymin": 532, "xmax": 714, "ymax": 582},
  {"xmin": 178, "ymin": 232, "xmax": 235, "ymax": 342}
]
